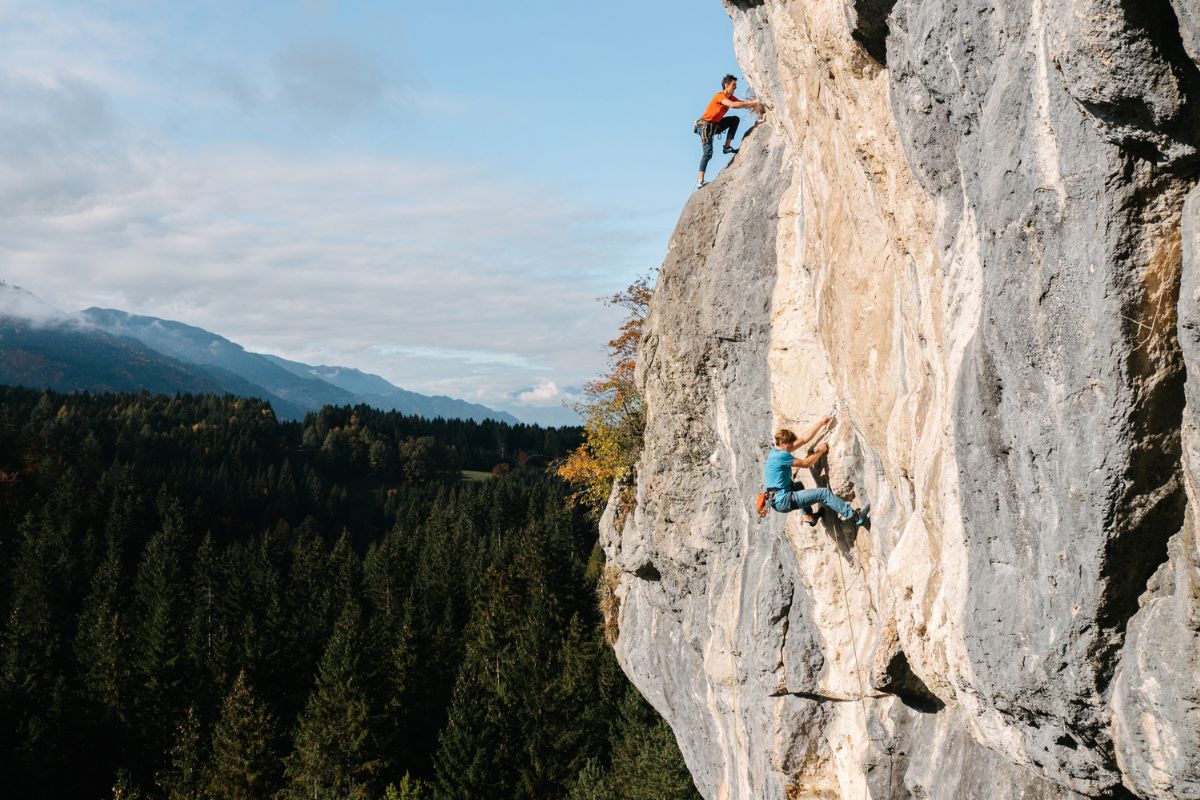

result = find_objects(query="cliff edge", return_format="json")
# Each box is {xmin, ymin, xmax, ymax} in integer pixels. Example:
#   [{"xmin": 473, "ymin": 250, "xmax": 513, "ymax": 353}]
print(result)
[{"xmin": 602, "ymin": 1, "xmax": 1200, "ymax": 798}]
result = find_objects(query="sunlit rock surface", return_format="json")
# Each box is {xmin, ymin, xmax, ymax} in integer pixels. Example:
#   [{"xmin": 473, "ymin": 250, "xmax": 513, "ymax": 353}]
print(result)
[{"xmin": 601, "ymin": 1, "xmax": 1200, "ymax": 797}]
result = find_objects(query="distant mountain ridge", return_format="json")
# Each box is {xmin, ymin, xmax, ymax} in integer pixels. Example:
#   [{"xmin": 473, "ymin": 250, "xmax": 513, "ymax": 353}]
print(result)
[
  {"xmin": 81, "ymin": 308, "xmax": 360, "ymax": 413},
  {"xmin": 0, "ymin": 283, "xmax": 518, "ymax": 423},
  {"xmin": 0, "ymin": 319, "xmax": 228, "ymax": 398},
  {"xmin": 261, "ymin": 354, "xmax": 514, "ymax": 423}
]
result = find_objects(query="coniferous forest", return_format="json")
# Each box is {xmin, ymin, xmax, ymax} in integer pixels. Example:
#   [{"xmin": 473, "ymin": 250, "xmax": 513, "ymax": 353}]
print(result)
[{"xmin": 0, "ymin": 386, "xmax": 701, "ymax": 800}]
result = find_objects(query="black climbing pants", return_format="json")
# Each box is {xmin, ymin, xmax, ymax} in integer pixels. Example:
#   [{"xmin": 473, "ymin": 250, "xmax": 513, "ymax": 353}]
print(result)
[{"xmin": 698, "ymin": 116, "xmax": 740, "ymax": 173}]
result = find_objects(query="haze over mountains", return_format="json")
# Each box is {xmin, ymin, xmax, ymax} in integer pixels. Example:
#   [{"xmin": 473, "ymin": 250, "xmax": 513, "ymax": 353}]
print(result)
[{"xmin": 0, "ymin": 282, "xmax": 519, "ymax": 423}]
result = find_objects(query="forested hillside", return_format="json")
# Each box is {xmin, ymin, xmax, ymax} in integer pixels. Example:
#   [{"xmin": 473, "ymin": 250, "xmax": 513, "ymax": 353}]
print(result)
[{"xmin": 0, "ymin": 387, "xmax": 699, "ymax": 799}]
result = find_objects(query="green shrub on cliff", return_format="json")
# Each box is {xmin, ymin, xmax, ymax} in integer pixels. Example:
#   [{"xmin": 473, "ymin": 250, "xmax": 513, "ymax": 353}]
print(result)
[{"xmin": 557, "ymin": 275, "xmax": 652, "ymax": 514}]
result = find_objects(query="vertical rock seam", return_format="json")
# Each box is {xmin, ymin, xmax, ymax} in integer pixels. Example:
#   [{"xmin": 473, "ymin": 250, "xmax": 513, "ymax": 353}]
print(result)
[{"xmin": 602, "ymin": 1, "xmax": 1200, "ymax": 799}]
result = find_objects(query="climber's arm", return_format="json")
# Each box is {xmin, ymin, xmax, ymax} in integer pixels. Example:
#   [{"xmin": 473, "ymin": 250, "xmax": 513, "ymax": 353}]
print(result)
[
  {"xmin": 720, "ymin": 97, "xmax": 765, "ymax": 112},
  {"xmin": 798, "ymin": 415, "xmax": 834, "ymax": 445},
  {"xmin": 793, "ymin": 442, "xmax": 829, "ymax": 469}
]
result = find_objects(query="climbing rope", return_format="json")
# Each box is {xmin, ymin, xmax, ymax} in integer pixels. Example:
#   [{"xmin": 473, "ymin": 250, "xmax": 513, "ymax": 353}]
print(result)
[
  {"xmin": 815, "ymin": 401, "xmax": 840, "ymax": 442},
  {"xmin": 831, "ymin": 539, "xmax": 874, "ymax": 800},
  {"xmin": 825, "ymin": 398, "xmax": 889, "ymax": 799},
  {"xmin": 774, "ymin": 400, "xmax": 893, "ymax": 796}
]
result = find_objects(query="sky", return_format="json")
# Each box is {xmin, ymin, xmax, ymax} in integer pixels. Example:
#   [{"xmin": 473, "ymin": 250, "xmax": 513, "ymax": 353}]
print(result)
[{"xmin": 0, "ymin": 0, "xmax": 748, "ymax": 425}]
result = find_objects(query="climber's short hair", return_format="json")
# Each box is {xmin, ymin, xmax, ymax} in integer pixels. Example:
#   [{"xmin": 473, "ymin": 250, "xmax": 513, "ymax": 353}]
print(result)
[
  {"xmin": 722, "ymin": 74, "xmax": 737, "ymax": 89},
  {"xmin": 774, "ymin": 428, "xmax": 797, "ymax": 447}
]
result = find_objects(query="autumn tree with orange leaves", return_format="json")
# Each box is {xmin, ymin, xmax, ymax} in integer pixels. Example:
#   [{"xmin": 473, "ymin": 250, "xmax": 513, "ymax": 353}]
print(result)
[{"xmin": 557, "ymin": 275, "xmax": 653, "ymax": 513}]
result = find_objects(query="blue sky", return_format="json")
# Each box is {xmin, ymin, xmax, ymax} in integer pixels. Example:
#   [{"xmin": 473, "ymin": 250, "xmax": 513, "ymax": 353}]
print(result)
[{"xmin": 0, "ymin": 0, "xmax": 748, "ymax": 425}]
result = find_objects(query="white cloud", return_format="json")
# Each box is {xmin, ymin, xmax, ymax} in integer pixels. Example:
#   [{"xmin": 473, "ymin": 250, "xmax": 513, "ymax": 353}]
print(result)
[
  {"xmin": 0, "ymin": 72, "xmax": 137, "ymax": 216},
  {"xmin": 0, "ymin": 112, "xmax": 629, "ymax": 423},
  {"xmin": 372, "ymin": 345, "xmax": 550, "ymax": 371},
  {"xmin": 0, "ymin": 281, "xmax": 69, "ymax": 325},
  {"xmin": 513, "ymin": 380, "xmax": 582, "ymax": 408},
  {"xmin": 0, "ymin": 2, "xmax": 646, "ymax": 427}
]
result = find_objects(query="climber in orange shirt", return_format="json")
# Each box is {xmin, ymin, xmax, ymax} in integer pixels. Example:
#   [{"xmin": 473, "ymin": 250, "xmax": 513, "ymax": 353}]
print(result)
[{"xmin": 695, "ymin": 75, "xmax": 764, "ymax": 190}]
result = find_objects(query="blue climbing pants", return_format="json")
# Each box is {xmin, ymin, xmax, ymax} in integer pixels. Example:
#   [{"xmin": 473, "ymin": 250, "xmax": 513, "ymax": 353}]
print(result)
[
  {"xmin": 772, "ymin": 486, "xmax": 855, "ymax": 520},
  {"xmin": 698, "ymin": 116, "xmax": 740, "ymax": 173}
]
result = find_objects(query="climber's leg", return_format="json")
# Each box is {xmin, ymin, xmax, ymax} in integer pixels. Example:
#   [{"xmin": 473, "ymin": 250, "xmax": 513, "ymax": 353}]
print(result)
[
  {"xmin": 787, "ymin": 487, "xmax": 856, "ymax": 521},
  {"xmin": 699, "ymin": 127, "xmax": 715, "ymax": 176},
  {"xmin": 719, "ymin": 115, "xmax": 740, "ymax": 152},
  {"xmin": 770, "ymin": 488, "xmax": 816, "ymax": 520}
]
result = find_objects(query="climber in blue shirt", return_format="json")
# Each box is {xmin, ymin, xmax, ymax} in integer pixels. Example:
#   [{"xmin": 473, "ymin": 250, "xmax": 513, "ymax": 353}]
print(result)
[{"xmin": 763, "ymin": 418, "xmax": 869, "ymax": 525}]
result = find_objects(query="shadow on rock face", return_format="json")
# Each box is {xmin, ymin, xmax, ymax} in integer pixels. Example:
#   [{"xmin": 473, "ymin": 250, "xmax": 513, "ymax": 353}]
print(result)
[
  {"xmin": 846, "ymin": 0, "xmax": 900, "ymax": 66},
  {"xmin": 875, "ymin": 648, "xmax": 945, "ymax": 714},
  {"xmin": 826, "ymin": 516, "xmax": 867, "ymax": 562}
]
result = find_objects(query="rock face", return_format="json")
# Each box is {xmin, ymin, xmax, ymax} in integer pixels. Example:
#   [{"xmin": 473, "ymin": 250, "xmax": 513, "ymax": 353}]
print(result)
[{"xmin": 601, "ymin": 1, "xmax": 1200, "ymax": 798}]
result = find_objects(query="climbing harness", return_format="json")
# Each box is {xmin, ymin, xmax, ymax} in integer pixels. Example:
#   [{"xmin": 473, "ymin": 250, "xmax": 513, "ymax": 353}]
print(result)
[{"xmin": 755, "ymin": 489, "xmax": 777, "ymax": 519}]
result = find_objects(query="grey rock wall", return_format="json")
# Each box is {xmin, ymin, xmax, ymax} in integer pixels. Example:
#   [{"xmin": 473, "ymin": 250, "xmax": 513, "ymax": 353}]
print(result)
[
  {"xmin": 603, "ymin": 0, "xmax": 1200, "ymax": 798},
  {"xmin": 602, "ymin": 123, "xmax": 802, "ymax": 799},
  {"xmin": 1109, "ymin": 183, "xmax": 1200, "ymax": 800}
]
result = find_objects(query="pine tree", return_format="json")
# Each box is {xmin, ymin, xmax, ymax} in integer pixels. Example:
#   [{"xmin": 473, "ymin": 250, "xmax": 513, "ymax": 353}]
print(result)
[
  {"xmin": 75, "ymin": 532, "xmax": 129, "ymax": 715},
  {"xmin": 508, "ymin": 513, "xmax": 597, "ymax": 799},
  {"xmin": 204, "ymin": 670, "xmax": 280, "ymax": 800},
  {"xmin": 0, "ymin": 509, "xmax": 77, "ymax": 790},
  {"xmin": 608, "ymin": 686, "xmax": 701, "ymax": 800},
  {"xmin": 565, "ymin": 758, "xmax": 617, "ymax": 800},
  {"xmin": 385, "ymin": 598, "xmax": 418, "ymax": 743},
  {"xmin": 369, "ymin": 592, "xmax": 425, "ymax": 778},
  {"xmin": 156, "ymin": 707, "xmax": 204, "ymax": 800},
  {"xmin": 328, "ymin": 529, "xmax": 361, "ymax": 616},
  {"xmin": 274, "ymin": 460, "xmax": 299, "ymax": 517},
  {"xmin": 281, "ymin": 598, "xmax": 382, "ymax": 800},
  {"xmin": 432, "ymin": 563, "xmax": 522, "ymax": 800},
  {"xmin": 238, "ymin": 533, "xmax": 287, "ymax": 711},
  {"xmin": 131, "ymin": 496, "xmax": 191, "ymax": 750},
  {"xmin": 0, "ymin": 387, "xmax": 700, "ymax": 799},
  {"xmin": 548, "ymin": 614, "xmax": 607, "ymax": 780},
  {"xmin": 363, "ymin": 527, "xmax": 408, "ymax": 628},
  {"xmin": 111, "ymin": 768, "xmax": 144, "ymax": 800},
  {"xmin": 281, "ymin": 527, "xmax": 331, "ymax": 703},
  {"xmin": 186, "ymin": 533, "xmax": 230, "ymax": 714},
  {"xmin": 385, "ymin": 771, "xmax": 430, "ymax": 800}
]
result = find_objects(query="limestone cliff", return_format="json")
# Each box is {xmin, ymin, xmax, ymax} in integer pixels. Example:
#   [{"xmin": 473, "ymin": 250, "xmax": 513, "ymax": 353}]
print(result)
[{"xmin": 601, "ymin": 1, "xmax": 1200, "ymax": 798}]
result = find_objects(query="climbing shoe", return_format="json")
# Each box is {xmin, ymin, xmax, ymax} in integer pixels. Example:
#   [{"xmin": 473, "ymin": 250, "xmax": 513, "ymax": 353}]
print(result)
[
  {"xmin": 696, "ymin": 180, "xmax": 708, "ymax": 190},
  {"xmin": 852, "ymin": 504, "xmax": 871, "ymax": 527},
  {"xmin": 723, "ymin": 144, "xmax": 739, "ymax": 155},
  {"xmin": 802, "ymin": 510, "xmax": 820, "ymax": 527}
]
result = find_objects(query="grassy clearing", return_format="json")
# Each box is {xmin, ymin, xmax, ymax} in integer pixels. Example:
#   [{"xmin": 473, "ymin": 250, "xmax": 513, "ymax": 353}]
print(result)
[{"xmin": 461, "ymin": 470, "xmax": 495, "ymax": 482}]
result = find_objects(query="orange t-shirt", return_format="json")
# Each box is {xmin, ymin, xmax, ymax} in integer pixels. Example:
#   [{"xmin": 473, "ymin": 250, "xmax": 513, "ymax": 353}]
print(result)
[{"xmin": 701, "ymin": 91, "xmax": 739, "ymax": 122}]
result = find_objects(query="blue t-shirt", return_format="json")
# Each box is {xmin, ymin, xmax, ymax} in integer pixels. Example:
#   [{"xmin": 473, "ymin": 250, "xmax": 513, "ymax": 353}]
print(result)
[{"xmin": 763, "ymin": 448, "xmax": 795, "ymax": 491}]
